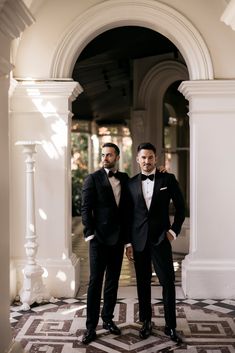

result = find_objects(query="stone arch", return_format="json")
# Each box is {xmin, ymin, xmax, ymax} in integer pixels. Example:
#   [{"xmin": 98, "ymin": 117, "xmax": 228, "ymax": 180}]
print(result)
[
  {"xmin": 50, "ymin": 0, "xmax": 213, "ymax": 80},
  {"xmin": 132, "ymin": 60, "xmax": 188, "ymax": 161}
]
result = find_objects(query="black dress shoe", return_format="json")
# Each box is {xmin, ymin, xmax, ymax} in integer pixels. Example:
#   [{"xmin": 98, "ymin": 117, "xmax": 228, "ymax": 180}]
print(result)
[
  {"xmin": 82, "ymin": 329, "xmax": 96, "ymax": 344},
  {"xmin": 164, "ymin": 327, "xmax": 183, "ymax": 344},
  {"xmin": 103, "ymin": 320, "xmax": 121, "ymax": 335},
  {"xmin": 139, "ymin": 320, "xmax": 153, "ymax": 339}
]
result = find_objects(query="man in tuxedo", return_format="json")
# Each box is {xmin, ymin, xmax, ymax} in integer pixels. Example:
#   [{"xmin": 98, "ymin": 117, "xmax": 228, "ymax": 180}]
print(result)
[
  {"xmin": 126, "ymin": 142, "xmax": 185, "ymax": 344},
  {"xmin": 81, "ymin": 142, "xmax": 129, "ymax": 344}
]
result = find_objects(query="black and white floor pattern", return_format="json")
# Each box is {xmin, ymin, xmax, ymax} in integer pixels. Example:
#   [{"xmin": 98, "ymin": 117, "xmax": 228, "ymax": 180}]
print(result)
[{"xmin": 11, "ymin": 289, "xmax": 235, "ymax": 353}]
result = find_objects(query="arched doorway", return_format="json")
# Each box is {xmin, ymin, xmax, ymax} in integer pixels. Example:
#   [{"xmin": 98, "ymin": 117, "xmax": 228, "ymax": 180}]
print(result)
[
  {"xmin": 51, "ymin": 0, "xmax": 213, "ymax": 293},
  {"xmin": 50, "ymin": 0, "xmax": 213, "ymax": 80}
]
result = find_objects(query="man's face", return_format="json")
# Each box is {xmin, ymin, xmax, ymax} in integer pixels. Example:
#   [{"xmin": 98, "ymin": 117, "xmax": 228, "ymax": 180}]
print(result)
[
  {"xmin": 137, "ymin": 149, "xmax": 157, "ymax": 173},
  {"xmin": 101, "ymin": 146, "xmax": 120, "ymax": 170}
]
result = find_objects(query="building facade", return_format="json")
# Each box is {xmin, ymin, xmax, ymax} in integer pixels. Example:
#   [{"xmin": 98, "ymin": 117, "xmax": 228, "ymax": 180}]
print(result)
[{"xmin": 1, "ymin": 0, "xmax": 235, "ymax": 351}]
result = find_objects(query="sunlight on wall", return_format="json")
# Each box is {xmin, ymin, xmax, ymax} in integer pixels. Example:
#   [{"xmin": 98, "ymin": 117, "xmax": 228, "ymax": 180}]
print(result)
[
  {"xmin": 70, "ymin": 280, "xmax": 75, "ymax": 291},
  {"xmin": 23, "ymin": 84, "xmax": 68, "ymax": 160},
  {"xmin": 62, "ymin": 253, "xmax": 67, "ymax": 260},
  {"xmin": 38, "ymin": 208, "xmax": 47, "ymax": 220},
  {"xmin": 50, "ymin": 119, "xmax": 67, "ymax": 154},
  {"xmin": 56, "ymin": 271, "xmax": 67, "ymax": 282},
  {"xmin": 42, "ymin": 267, "xmax": 48, "ymax": 278},
  {"xmin": 41, "ymin": 140, "xmax": 59, "ymax": 159}
]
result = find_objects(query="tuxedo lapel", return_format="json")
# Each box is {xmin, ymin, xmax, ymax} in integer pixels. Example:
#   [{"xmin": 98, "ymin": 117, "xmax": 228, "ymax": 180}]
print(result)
[
  {"xmin": 136, "ymin": 173, "xmax": 149, "ymax": 211},
  {"xmin": 97, "ymin": 168, "xmax": 117, "ymax": 205},
  {"xmin": 149, "ymin": 171, "xmax": 162, "ymax": 211}
]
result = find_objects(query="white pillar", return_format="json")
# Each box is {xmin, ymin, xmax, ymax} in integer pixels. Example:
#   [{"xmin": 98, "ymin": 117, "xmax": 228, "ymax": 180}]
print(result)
[
  {"xmin": 131, "ymin": 110, "xmax": 146, "ymax": 175},
  {"xmin": 10, "ymin": 80, "xmax": 83, "ymax": 298},
  {"xmin": 179, "ymin": 80, "xmax": 235, "ymax": 298},
  {"xmin": 16, "ymin": 142, "xmax": 51, "ymax": 310}
]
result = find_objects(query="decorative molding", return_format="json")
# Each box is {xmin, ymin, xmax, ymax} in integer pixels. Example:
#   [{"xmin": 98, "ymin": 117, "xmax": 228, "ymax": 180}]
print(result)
[
  {"xmin": 179, "ymin": 79, "xmax": 235, "ymax": 98},
  {"xmin": 221, "ymin": 0, "xmax": 235, "ymax": 30},
  {"xmin": 0, "ymin": 0, "xmax": 34, "ymax": 39},
  {"xmin": 50, "ymin": 0, "xmax": 213, "ymax": 80},
  {"xmin": 179, "ymin": 80, "xmax": 235, "ymax": 112},
  {"xmin": 138, "ymin": 60, "xmax": 188, "ymax": 107},
  {"xmin": 13, "ymin": 79, "xmax": 83, "ymax": 99}
]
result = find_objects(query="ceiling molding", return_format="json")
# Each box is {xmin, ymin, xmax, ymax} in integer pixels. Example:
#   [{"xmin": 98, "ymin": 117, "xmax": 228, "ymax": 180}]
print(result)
[
  {"xmin": 221, "ymin": 0, "xmax": 235, "ymax": 30},
  {"xmin": 0, "ymin": 0, "xmax": 34, "ymax": 39}
]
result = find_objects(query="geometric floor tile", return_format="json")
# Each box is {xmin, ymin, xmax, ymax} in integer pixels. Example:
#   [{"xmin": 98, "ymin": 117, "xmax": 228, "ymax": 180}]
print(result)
[{"xmin": 11, "ymin": 294, "xmax": 235, "ymax": 353}]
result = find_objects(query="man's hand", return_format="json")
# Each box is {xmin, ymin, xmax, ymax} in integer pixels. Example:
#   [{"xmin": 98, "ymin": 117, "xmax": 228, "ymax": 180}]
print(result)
[
  {"xmin": 159, "ymin": 165, "xmax": 167, "ymax": 173},
  {"xmin": 125, "ymin": 245, "xmax": 134, "ymax": 262},
  {"xmin": 166, "ymin": 231, "xmax": 174, "ymax": 242}
]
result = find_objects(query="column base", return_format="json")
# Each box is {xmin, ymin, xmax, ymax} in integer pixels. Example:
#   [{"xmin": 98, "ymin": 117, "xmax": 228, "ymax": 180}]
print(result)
[
  {"xmin": 14, "ymin": 253, "xmax": 80, "ymax": 299},
  {"xmin": 182, "ymin": 254, "xmax": 235, "ymax": 299}
]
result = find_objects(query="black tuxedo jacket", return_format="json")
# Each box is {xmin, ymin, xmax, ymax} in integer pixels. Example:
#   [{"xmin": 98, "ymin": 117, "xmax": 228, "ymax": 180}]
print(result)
[
  {"xmin": 128, "ymin": 170, "xmax": 185, "ymax": 251},
  {"xmin": 81, "ymin": 168, "xmax": 129, "ymax": 246}
]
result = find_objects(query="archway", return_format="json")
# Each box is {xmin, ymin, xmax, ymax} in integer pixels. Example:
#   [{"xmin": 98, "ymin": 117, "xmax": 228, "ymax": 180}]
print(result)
[
  {"xmin": 49, "ymin": 0, "xmax": 213, "ymax": 292},
  {"xmin": 50, "ymin": 0, "xmax": 213, "ymax": 80}
]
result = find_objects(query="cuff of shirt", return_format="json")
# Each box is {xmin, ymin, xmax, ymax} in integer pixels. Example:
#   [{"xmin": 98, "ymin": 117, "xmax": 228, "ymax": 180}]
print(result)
[
  {"xmin": 85, "ymin": 234, "xmax": 95, "ymax": 242},
  {"xmin": 125, "ymin": 243, "xmax": 132, "ymax": 248},
  {"xmin": 168, "ymin": 229, "xmax": 176, "ymax": 240}
]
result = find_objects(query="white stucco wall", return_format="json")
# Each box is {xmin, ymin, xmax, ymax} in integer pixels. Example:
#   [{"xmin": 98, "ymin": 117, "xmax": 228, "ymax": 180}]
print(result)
[
  {"xmin": 14, "ymin": 0, "xmax": 235, "ymax": 79},
  {"xmin": 9, "ymin": 0, "xmax": 235, "ymax": 300},
  {"xmin": 15, "ymin": 0, "xmax": 104, "ymax": 78},
  {"xmin": 159, "ymin": 0, "xmax": 235, "ymax": 78}
]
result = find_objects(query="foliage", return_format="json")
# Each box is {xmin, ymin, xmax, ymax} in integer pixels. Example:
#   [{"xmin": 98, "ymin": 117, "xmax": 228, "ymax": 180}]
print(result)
[{"xmin": 71, "ymin": 133, "xmax": 88, "ymax": 216}]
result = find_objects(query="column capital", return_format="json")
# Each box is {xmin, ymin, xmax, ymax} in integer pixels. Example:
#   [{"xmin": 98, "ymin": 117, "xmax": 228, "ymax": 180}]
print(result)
[
  {"xmin": 13, "ymin": 79, "xmax": 83, "ymax": 100},
  {"xmin": 179, "ymin": 80, "xmax": 235, "ymax": 97},
  {"xmin": 11, "ymin": 79, "xmax": 83, "ymax": 114},
  {"xmin": 179, "ymin": 80, "xmax": 235, "ymax": 112}
]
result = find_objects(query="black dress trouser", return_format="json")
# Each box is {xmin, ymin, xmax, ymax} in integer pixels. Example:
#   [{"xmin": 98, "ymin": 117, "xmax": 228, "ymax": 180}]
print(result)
[
  {"xmin": 134, "ymin": 236, "xmax": 176, "ymax": 329},
  {"xmin": 86, "ymin": 237, "xmax": 124, "ymax": 330}
]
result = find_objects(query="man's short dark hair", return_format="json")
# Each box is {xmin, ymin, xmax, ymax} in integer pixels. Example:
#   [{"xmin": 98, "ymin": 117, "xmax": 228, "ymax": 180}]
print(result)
[
  {"xmin": 137, "ymin": 142, "xmax": 156, "ymax": 155},
  {"xmin": 102, "ymin": 142, "xmax": 120, "ymax": 156}
]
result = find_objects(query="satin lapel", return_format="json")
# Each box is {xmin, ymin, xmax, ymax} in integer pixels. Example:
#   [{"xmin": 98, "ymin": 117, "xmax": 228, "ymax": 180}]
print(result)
[
  {"xmin": 97, "ymin": 168, "xmax": 117, "ymax": 204},
  {"xmin": 149, "ymin": 171, "xmax": 162, "ymax": 211},
  {"xmin": 136, "ymin": 173, "xmax": 149, "ymax": 211}
]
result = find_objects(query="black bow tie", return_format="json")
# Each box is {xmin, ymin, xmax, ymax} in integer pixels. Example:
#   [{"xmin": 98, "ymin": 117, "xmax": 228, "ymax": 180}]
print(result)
[
  {"xmin": 141, "ymin": 174, "xmax": 155, "ymax": 181},
  {"xmin": 108, "ymin": 170, "xmax": 120, "ymax": 179}
]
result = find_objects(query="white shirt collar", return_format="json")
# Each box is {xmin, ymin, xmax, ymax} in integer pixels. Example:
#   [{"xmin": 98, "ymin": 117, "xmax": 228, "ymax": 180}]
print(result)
[{"xmin": 104, "ymin": 168, "xmax": 117, "ymax": 174}]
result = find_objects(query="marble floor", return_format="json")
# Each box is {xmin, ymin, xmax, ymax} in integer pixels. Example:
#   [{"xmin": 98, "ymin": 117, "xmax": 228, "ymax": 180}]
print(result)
[{"xmin": 11, "ymin": 218, "xmax": 235, "ymax": 352}]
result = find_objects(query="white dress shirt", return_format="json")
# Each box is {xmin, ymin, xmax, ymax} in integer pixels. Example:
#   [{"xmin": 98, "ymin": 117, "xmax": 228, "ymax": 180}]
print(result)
[
  {"xmin": 105, "ymin": 168, "xmax": 121, "ymax": 206},
  {"xmin": 142, "ymin": 170, "xmax": 155, "ymax": 210}
]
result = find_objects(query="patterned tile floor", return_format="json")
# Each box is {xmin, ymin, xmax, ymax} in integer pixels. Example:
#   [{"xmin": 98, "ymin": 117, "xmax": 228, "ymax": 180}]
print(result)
[{"xmin": 10, "ymin": 218, "xmax": 235, "ymax": 352}]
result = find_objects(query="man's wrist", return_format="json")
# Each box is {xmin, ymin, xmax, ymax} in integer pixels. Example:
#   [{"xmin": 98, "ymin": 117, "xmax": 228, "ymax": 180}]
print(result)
[
  {"xmin": 125, "ymin": 243, "xmax": 132, "ymax": 248},
  {"xmin": 85, "ymin": 234, "xmax": 95, "ymax": 242},
  {"xmin": 168, "ymin": 229, "xmax": 176, "ymax": 240}
]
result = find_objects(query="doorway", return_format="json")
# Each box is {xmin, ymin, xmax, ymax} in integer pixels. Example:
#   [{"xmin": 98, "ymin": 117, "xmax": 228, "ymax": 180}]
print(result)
[{"xmin": 70, "ymin": 26, "xmax": 190, "ymax": 292}]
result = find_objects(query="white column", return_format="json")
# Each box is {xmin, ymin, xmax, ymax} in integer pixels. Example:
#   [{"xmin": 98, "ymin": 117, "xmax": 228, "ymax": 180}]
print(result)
[
  {"xmin": 131, "ymin": 110, "xmax": 146, "ymax": 175},
  {"xmin": 179, "ymin": 80, "xmax": 235, "ymax": 298},
  {"xmin": 16, "ymin": 142, "xmax": 52, "ymax": 310},
  {"xmin": 10, "ymin": 80, "xmax": 83, "ymax": 298}
]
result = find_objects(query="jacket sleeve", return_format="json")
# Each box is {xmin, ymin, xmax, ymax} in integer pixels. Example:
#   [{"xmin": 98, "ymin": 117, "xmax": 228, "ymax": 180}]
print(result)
[
  {"xmin": 81, "ymin": 174, "xmax": 96, "ymax": 239},
  {"xmin": 123, "ymin": 177, "xmax": 133, "ymax": 244},
  {"xmin": 168, "ymin": 174, "xmax": 185, "ymax": 235}
]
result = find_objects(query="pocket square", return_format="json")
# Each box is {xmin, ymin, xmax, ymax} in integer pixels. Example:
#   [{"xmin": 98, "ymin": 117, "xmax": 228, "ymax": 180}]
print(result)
[{"xmin": 160, "ymin": 187, "xmax": 167, "ymax": 190}]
